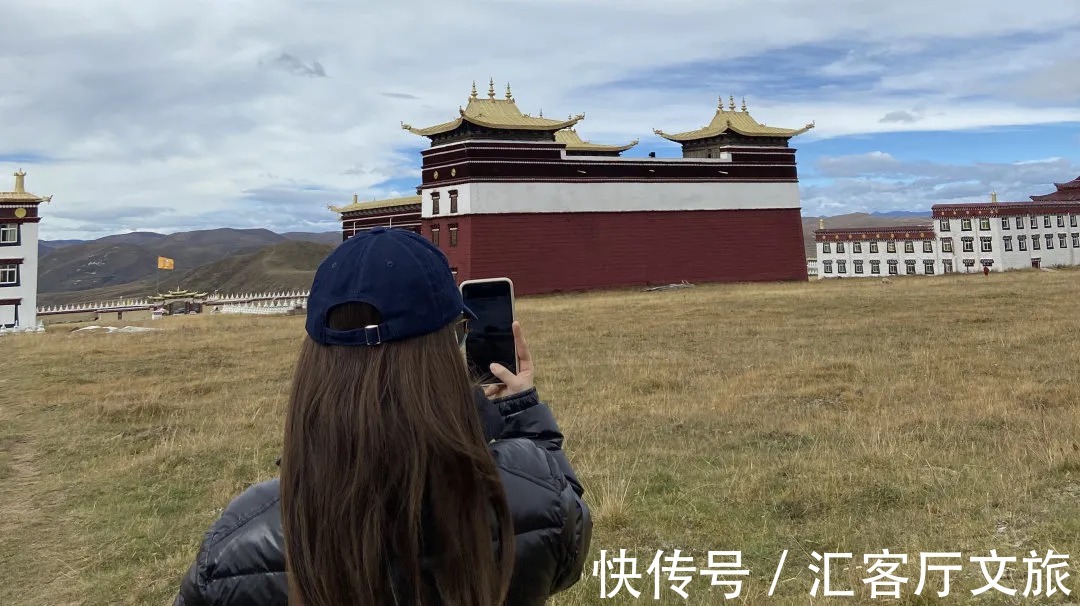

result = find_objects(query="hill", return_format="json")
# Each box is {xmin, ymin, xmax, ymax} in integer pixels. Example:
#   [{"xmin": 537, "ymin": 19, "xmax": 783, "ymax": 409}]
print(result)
[
  {"xmin": 37, "ymin": 240, "xmax": 333, "ymax": 306},
  {"xmin": 800, "ymin": 212, "xmax": 930, "ymax": 258},
  {"xmin": 37, "ymin": 228, "xmax": 339, "ymax": 294}
]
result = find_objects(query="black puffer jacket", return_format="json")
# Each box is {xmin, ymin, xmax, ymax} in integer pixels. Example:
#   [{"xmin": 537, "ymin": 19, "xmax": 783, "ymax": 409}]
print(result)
[{"xmin": 173, "ymin": 388, "xmax": 592, "ymax": 606}]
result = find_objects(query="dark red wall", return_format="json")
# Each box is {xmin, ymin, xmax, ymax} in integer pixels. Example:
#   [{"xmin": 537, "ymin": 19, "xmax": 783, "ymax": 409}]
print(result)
[{"xmin": 424, "ymin": 209, "xmax": 807, "ymax": 295}]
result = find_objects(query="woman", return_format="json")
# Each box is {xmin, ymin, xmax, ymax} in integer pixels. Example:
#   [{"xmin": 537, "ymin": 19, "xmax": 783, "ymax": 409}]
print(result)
[{"xmin": 174, "ymin": 227, "xmax": 591, "ymax": 605}]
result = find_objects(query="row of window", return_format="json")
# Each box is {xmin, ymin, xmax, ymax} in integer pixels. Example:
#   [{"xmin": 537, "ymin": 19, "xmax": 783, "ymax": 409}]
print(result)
[
  {"xmin": 1, "ymin": 224, "xmax": 19, "ymax": 245},
  {"xmin": 430, "ymin": 223, "xmax": 459, "ymax": 248},
  {"xmin": 824, "ymin": 233, "xmax": 1080, "ymax": 255},
  {"xmin": 0, "ymin": 263, "xmax": 18, "ymax": 285},
  {"xmin": 940, "ymin": 214, "xmax": 1079, "ymax": 232},
  {"xmin": 431, "ymin": 191, "xmax": 459, "ymax": 215},
  {"xmin": 822, "ymin": 259, "xmax": 943, "ymax": 276},
  {"xmin": 823, "ymin": 240, "xmax": 932, "ymax": 254}
]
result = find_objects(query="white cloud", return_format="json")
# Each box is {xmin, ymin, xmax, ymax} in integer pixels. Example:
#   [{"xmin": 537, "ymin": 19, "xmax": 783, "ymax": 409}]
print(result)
[{"xmin": 1, "ymin": 0, "xmax": 1079, "ymax": 238}]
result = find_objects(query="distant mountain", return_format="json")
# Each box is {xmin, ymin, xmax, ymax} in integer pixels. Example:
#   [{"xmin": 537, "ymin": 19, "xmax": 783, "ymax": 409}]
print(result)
[
  {"xmin": 870, "ymin": 210, "xmax": 930, "ymax": 218},
  {"xmin": 282, "ymin": 231, "xmax": 342, "ymax": 246},
  {"xmin": 37, "ymin": 240, "xmax": 334, "ymax": 306},
  {"xmin": 37, "ymin": 228, "xmax": 290, "ymax": 293},
  {"xmin": 39, "ymin": 239, "xmax": 86, "ymax": 258},
  {"xmin": 801, "ymin": 213, "xmax": 932, "ymax": 259}
]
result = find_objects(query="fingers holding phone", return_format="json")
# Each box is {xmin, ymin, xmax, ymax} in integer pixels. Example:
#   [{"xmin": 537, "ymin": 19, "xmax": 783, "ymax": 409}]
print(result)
[{"xmin": 484, "ymin": 321, "xmax": 534, "ymax": 399}]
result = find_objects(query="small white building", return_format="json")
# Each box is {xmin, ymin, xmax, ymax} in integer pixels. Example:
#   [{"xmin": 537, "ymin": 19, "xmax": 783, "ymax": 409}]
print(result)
[
  {"xmin": 815, "ymin": 178, "xmax": 1080, "ymax": 279},
  {"xmin": 0, "ymin": 170, "xmax": 51, "ymax": 329}
]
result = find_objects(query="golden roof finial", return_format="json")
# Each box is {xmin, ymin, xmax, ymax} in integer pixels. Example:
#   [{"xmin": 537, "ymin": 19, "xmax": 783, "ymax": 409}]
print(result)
[
  {"xmin": 353, "ymin": 193, "xmax": 359, "ymax": 204},
  {"xmin": 538, "ymin": 108, "xmax": 543, "ymax": 117},
  {"xmin": 729, "ymin": 95, "xmax": 736, "ymax": 111},
  {"xmin": 13, "ymin": 169, "xmax": 25, "ymax": 194},
  {"xmin": 505, "ymin": 82, "xmax": 512, "ymax": 101},
  {"xmin": 741, "ymin": 97, "xmax": 747, "ymax": 112},
  {"xmin": 488, "ymin": 78, "xmax": 495, "ymax": 99},
  {"xmin": 819, "ymin": 217, "xmax": 825, "ymax": 230},
  {"xmin": 718, "ymin": 94, "xmax": 724, "ymax": 110},
  {"xmin": 470, "ymin": 80, "xmax": 478, "ymax": 99},
  {"xmin": 991, "ymin": 191, "xmax": 998, "ymax": 204}
]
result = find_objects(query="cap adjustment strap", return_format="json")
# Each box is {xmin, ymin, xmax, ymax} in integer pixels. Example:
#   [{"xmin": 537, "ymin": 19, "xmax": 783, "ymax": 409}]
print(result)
[{"xmin": 363, "ymin": 324, "xmax": 382, "ymax": 346}]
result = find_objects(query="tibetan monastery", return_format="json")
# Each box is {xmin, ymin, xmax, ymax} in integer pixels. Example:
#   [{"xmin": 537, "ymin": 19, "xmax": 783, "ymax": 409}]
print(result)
[
  {"xmin": 1, "ymin": 169, "xmax": 51, "ymax": 330},
  {"xmin": 331, "ymin": 81, "xmax": 816, "ymax": 295}
]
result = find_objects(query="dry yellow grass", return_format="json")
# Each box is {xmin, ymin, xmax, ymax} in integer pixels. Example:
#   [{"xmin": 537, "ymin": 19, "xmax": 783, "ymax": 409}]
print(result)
[{"xmin": 3, "ymin": 269, "xmax": 1080, "ymax": 605}]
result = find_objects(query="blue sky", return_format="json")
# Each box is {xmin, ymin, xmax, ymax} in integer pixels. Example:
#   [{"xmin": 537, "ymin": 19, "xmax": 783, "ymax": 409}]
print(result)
[{"xmin": 1, "ymin": 0, "xmax": 1078, "ymax": 239}]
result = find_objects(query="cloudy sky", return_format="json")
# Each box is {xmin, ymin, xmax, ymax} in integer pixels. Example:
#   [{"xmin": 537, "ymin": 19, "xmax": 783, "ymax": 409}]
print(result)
[{"xmin": 3, "ymin": 0, "xmax": 1080, "ymax": 240}]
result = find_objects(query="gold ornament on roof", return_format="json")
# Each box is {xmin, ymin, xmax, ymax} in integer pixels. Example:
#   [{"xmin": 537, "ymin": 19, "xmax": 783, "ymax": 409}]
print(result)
[
  {"xmin": 505, "ymin": 82, "xmax": 513, "ymax": 101},
  {"xmin": 14, "ymin": 169, "xmax": 26, "ymax": 193},
  {"xmin": 729, "ymin": 95, "xmax": 736, "ymax": 111},
  {"xmin": 470, "ymin": 81, "xmax": 478, "ymax": 99},
  {"xmin": 14, "ymin": 207, "xmax": 26, "ymax": 218},
  {"xmin": 488, "ymin": 78, "xmax": 495, "ymax": 99},
  {"xmin": 741, "ymin": 97, "xmax": 747, "ymax": 112}
]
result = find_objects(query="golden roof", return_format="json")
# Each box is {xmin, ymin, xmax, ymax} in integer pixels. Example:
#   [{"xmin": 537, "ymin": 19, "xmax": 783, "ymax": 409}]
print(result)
[
  {"xmin": 555, "ymin": 128, "xmax": 638, "ymax": 153},
  {"xmin": 0, "ymin": 169, "xmax": 52, "ymax": 203},
  {"xmin": 653, "ymin": 95, "xmax": 815, "ymax": 142},
  {"xmin": 402, "ymin": 79, "xmax": 584, "ymax": 137},
  {"xmin": 329, "ymin": 194, "xmax": 422, "ymax": 214}
]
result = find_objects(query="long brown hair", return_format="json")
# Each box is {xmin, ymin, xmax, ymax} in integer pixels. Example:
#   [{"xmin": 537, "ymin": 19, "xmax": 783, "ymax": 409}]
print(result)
[{"xmin": 280, "ymin": 302, "xmax": 515, "ymax": 605}]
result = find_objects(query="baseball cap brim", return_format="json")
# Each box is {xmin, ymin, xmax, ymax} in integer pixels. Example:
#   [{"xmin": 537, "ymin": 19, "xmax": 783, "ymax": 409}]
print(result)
[{"xmin": 463, "ymin": 305, "xmax": 478, "ymax": 320}]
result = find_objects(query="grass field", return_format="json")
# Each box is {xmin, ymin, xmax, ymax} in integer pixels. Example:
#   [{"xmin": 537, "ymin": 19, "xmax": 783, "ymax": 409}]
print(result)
[{"xmin": 3, "ymin": 269, "xmax": 1080, "ymax": 605}]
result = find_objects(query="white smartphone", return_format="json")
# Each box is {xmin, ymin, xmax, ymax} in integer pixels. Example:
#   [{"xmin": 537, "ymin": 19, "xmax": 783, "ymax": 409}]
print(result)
[{"xmin": 459, "ymin": 277, "xmax": 517, "ymax": 386}]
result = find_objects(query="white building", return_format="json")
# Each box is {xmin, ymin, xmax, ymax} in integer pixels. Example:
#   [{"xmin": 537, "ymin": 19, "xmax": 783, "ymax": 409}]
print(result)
[
  {"xmin": 815, "ymin": 179, "xmax": 1080, "ymax": 279},
  {"xmin": 0, "ymin": 170, "xmax": 51, "ymax": 329}
]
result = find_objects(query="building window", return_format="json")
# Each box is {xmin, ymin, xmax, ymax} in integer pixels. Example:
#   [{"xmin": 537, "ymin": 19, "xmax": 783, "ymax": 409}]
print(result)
[
  {"xmin": 942, "ymin": 238, "xmax": 953, "ymax": 253},
  {"xmin": 1057, "ymin": 215, "xmax": 1065, "ymax": 227},
  {"xmin": 963, "ymin": 259, "xmax": 976, "ymax": 269},
  {"xmin": 980, "ymin": 237, "xmax": 992, "ymax": 253},
  {"xmin": 1044, "ymin": 215, "xmax": 1052, "ymax": 228},
  {"xmin": 887, "ymin": 241, "xmax": 896, "ymax": 253},
  {"xmin": 837, "ymin": 260, "xmax": 847, "ymax": 273},
  {"xmin": 979, "ymin": 217, "xmax": 991, "ymax": 231},
  {"xmin": 449, "ymin": 224, "xmax": 459, "ymax": 247},
  {"xmin": 870, "ymin": 260, "xmax": 880, "ymax": 274},
  {"xmin": 0, "ymin": 263, "xmax": 18, "ymax": 285},
  {"xmin": 1032, "ymin": 235, "xmax": 1041, "ymax": 250},
  {"xmin": 939, "ymin": 218, "xmax": 950, "ymax": 231},
  {"xmin": 923, "ymin": 260, "xmax": 935, "ymax": 275},
  {"xmin": 822, "ymin": 242, "xmax": 831, "ymax": 254},
  {"xmin": 836, "ymin": 242, "xmax": 845, "ymax": 253},
  {"xmin": 449, "ymin": 190, "xmax": 459, "ymax": 214},
  {"xmin": 943, "ymin": 259, "xmax": 954, "ymax": 273},
  {"xmin": 962, "ymin": 237, "xmax": 974, "ymax": 253},
  {"xmin": 1071, "ymin": 215, "xmax": 1078, "ymax": 228},
  {"xmin": 1003, "ymin": 236, "xmax": 1013, "ymax": 252},
  {"xmin": 1001, "ymin": 217, "xmax": 1010, "ymax": 230},
  {"xmin": 854, "ymin": 260, "xmax": 864, "ymax": 274},
  {"xmin": 0, "ymin": 224, "xmax": 18, "ymax": 245},
  {"xmin": 1019, "ymin": 235, "xmax": 1028, "ymax": 251},
  {"xmin": 431, "ymin": 225, "xmax": 440, "ymax": 246},
  {"xmin": 923, "ymin": 241, "xmax": 933, "ymax": 253},
  {"xmin": 961, "ymin": 218, "xmax": 972, "ymax": 231},
  {"xmin": 823, "ymin": 260, "xmax": 833, "ymax": 274},
  {"xmin": 853, "ymin": 241, "xmax": 862, "ymax": 253},
  {"xmin": 431, "ymin": 192, "xmax": 440, "ymax": 215},
  {"xmin": 904, "ymin": 241, "xmax": 914, "ymax": 253},
  {"xmin": 1030, "ymin": 215, "xmax": 1038, "ymax": 229},
  {"xmin": 1015, "ymin": 216, "xmax": 1023, "ymax": 229},
  {"xmin": 1072, "ymin": 233, "xmax": 1079, "ymax": 248},
  {"xmin": 905, "ymin": 260, "xmax": 917, "ymax": 275},
  {"xmin": 1058, "ymin": 233, "xmax": 1067, "ymax": 249},
  {"xmin": 869, "ymin": 242, "xmax": 879, "ymax": 253},
  {"xmin": 887, "ymin": 260, "xmax": 899, "ymax": 275},
  {"xmin": 1045, "ymin": 234, "xmax": 1053, "ymax": 249}
]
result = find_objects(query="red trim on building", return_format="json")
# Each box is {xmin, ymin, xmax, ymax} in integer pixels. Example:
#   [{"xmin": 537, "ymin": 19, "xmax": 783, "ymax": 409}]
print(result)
[
  {"xmin": 814, "ymin": 226, "xmax": 934, "ymax": 241},
  {"xmin": 931, "ymin": 201, "xmax": 1080, "ymax": 218},
  {"xmin": 0, "ymin": 298, "xmax": 20, "ymax": 305},
  {"xmin": 424, "ymin": 209, "xmax": 807, "ymax": 295},
  {"xmin": 0, "ymin": 257, "xmax": 24, "ymax": 264},
  {"xmin": 1029, "ymin": 176, "xmax": 1080, "ymax": 201}
]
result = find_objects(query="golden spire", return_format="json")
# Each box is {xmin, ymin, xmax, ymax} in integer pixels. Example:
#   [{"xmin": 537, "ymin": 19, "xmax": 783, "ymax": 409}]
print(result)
[
  {"xmin": 718, "ymin": 94, "xmax": 724, "ymax": 110},
  {"xmin": 538, "ymin": 108, "xmax": 543, "ymax": 117},
  {"xmin": 741, "ymin": 97, "xmax": 747, "ymax": 112},
  {"xmin": 505, "ymin": 82, "xmax": 512, "ymax": 101},
  {"xmin": 819, "ymin": 217, "xmax": 825, "ymax": 230},
  {"xmin": 13, "ymin": 169, "xmax": 25, "ymax": 194},
  {"xmin": 729, "ymin": 95, "xmax": 736, "ymax": 111},
  {"xmin": 353, "ymin": 193, "xmax": 359, "ymax": 204},
  {"xmin": 991, "ymin": 191, "xmax": 998, "ymax": 204},
  {"xmin": 488, "ymin": 77, "xmax": 495, "ymax": 99},
  {"xmin": 470, "ymin": 80, "xmax": 478, "ymax": 99}
]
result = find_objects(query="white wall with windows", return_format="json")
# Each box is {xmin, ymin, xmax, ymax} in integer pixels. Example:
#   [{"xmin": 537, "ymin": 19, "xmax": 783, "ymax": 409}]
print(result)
[
  {"xmin": 817, "ymin": 210, "xmax": 1080, "ymax": 279},
  {"xmin": 0, "ymin": 219, "xmax": 38, "ymax": 328}
]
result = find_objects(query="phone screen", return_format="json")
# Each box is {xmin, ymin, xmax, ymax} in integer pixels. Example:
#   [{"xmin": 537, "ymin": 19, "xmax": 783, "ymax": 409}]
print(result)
[{"xmin": 461, "ymin": 280, "xmax": 516, "ymax": 384}]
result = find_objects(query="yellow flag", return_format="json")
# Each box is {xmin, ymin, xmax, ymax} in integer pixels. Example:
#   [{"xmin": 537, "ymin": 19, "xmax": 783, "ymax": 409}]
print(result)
[{"xmin": 157, "ymin": 256, "xmax": 174, "ymax": 270}]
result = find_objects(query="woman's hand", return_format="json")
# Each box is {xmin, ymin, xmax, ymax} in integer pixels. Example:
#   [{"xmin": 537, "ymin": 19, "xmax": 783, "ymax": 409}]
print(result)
[{"xmin": 484, "ymin": 321, "xmax": 534, "ymax": 399}]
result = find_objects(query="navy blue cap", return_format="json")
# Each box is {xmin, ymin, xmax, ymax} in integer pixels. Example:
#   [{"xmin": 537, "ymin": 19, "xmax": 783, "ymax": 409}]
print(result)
[{"xmin": 306, "ymin": 227, "xmax": 474, "ymax": 346}]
